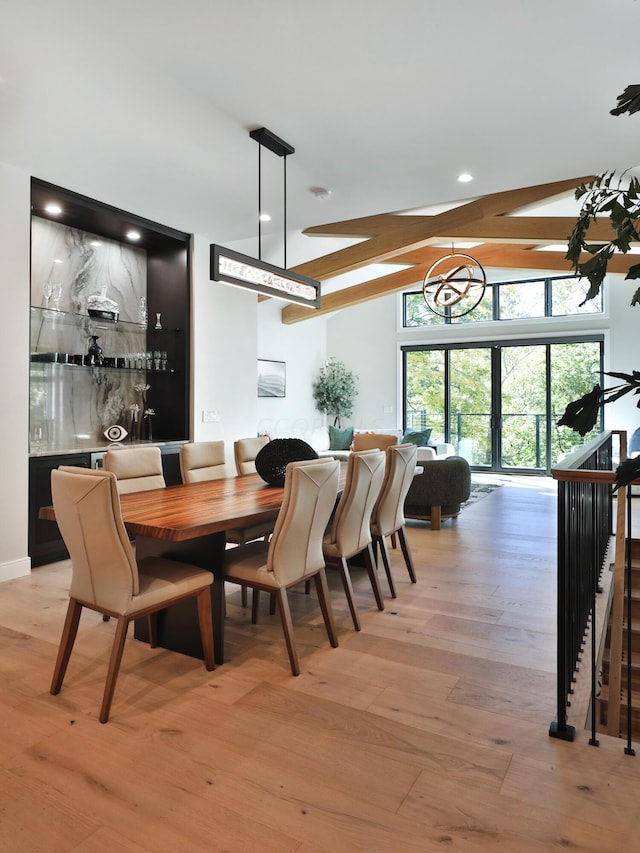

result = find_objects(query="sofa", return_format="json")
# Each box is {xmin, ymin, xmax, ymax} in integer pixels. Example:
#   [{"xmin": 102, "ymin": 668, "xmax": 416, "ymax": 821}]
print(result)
[{"xmin": 284, "ymin": 425, "xmax": 455, "ymax": 463}]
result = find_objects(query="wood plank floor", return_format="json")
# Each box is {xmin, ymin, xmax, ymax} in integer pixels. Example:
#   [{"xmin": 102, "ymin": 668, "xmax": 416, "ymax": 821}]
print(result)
[{"xmin": 3, "ymin": 476, "xmax": 640, "ymax": 851}]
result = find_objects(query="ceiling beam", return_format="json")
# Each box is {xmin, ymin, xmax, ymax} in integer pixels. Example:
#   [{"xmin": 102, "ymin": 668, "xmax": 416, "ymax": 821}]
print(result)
[
  {"xmin": 281, "ymin": 245, "xmax": 638, "ymax": 324},
  {"xmin": 291, "ymin": 175, "xmax": 594, "ymax": 281}
]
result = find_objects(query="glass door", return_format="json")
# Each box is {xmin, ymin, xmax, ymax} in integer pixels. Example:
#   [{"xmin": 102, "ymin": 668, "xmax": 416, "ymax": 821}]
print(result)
[{"xmin": 403, "ymin": 336, "xmax": 603, "ymax": 473}]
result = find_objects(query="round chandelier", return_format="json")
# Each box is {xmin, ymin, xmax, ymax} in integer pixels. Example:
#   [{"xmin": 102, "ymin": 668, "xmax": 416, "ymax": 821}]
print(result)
[{"xmin": 422, "ymin": 252, "xmax": 487, "ymax": 318}]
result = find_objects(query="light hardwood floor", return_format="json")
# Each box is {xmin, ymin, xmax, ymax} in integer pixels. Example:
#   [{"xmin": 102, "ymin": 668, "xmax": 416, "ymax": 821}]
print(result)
[{"xmin": 2, "ymin": 477, "xmax": 640, "ymax": 851}]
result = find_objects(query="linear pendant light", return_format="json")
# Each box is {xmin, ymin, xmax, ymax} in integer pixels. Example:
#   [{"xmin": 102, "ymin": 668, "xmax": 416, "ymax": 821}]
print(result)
[{"xmin": 210, "ymin": 127, "xmax": 321, "ymax": 309}]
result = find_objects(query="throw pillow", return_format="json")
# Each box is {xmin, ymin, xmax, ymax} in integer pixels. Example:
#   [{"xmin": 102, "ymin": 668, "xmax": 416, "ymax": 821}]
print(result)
[
  {"xmin": 402, "ymin": 428, "xmax": 432, "ymax": 446},
  {"xmin": 329, "ymin": 425, "xmax": 354, "ymax": 450}
]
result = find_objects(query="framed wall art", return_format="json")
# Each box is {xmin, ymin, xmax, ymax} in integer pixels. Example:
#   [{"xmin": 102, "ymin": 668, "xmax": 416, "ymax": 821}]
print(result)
[{"xmin": 257, "ymin": 359, "xmax": 286, "ymax": 397}]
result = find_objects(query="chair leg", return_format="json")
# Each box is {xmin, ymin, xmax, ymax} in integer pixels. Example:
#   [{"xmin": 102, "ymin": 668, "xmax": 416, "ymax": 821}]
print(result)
[
  {"xmin": 430, "ymin": 505, "xmax": 442, "ymax": 530},
  {"xmin": 314, "ymin": 568, "xmax": 339, "ymax": 648},
  {"xmin": 338, "ymin": 557, "xmax": 361, "ymax": 631},
  {"xmin": 251, "ymin": 588, "xmax": 260, "ymax": 624},
  {"xmin": 275, "ymin": 588, "xmax": 300, "ymax": 676},
  {"xmin": 50, "ymin": 598, "xmax": 83, "ymax": 695},
  {"xmin": 148, "ymin": 613, "xmax": 158, "ymax": 648},
  {"xmin": 398, "ymin": 527, "xmax": 417, "ymax": 583},
  {"xmin": 376, "ymin": 535, "xmax": 397, "ymax": 598},
  {"xmin": 390, "ymin": 532, "xmax": 397, "ymax": 550},
  {"xmin": 364, "ymin": 543, "xmax": 384, "ymax": 611},
  {"xmin": 99, "ymin": 616, "xmax": 129, "ymax": 724},
  {"xmin": 304, "ymin": 579, "xmax": 311, "ymax": 595},
  {"xmin": 196, "ymin": 588, "xmax": 215, "ymax": 671},
  {"xmin": 269, "ymin": 593, "xmax": 276, "ymax": 614},
  {"xmin": 241, "ymin": 587, "xmax": 248, "ymax": 607}
]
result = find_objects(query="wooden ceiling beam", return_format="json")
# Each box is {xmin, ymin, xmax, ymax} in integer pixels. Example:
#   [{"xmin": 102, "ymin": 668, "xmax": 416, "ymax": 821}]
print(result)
[
  {"xmin": 305, "ymin": 214, "xmax": 617, "ymax": 244},
  {"xmin": 281, "ymin": 243, "xmax": 638, "ymax": 324},
  {"xmin": 291, "ymin": 176, "xmax": 594, "ymax": 281}
]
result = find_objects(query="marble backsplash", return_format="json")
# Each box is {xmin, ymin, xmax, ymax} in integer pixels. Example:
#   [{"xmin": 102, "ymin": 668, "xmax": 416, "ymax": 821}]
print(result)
[
  {"xmin": 31, "ymin": 217, "xmax": 146, "ymax": 319},
  {"xmin": 30, "ymin": 218, "xmax": 155, "ymax": 450}
]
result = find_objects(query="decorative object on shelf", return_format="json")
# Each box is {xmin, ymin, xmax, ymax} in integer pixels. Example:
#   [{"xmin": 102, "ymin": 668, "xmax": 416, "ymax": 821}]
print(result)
[
  {"xmin": 104, "ymin": 424, "xmax": 128, "ymax": 443},
  {"xmin": 257, "ymin": 359, "xmax": 286, "ymax": 397},
  {"xmin": 51, "ymin": 282, "xmax": 62, "ymax": 310},
  {"xmin": 133, "ymin": 383, "xmax": 151, "ymax": 440},
  {"xmin": 86, "ymin": 335, "xmax": 103, "ymax": 366},
  {"xmin": 138, "ymin": 296, "xmax": 148, "ymax": 326},
  {"xmin": 129, "ymin": 403, "xmax": 141, "ymax": 440},
  {"xmin": 143, "ymin": 408, "xmax": 156, "ymax": 441},
  {"xmin": 87, "ymin": 284, "xmax": 120, "ymax": 322},
  {"xmin": 254, "ymin": 438, "xmax": 318, "ymax": 486},
  {"xmin": 422, "ymin": 252, "xmax": 487, "ymax": 318},
  {"xmin": 155, "ymin": 312, "xmax": 162, "ymax": 330},
  {"xmin": 312, "ymin": 357, "xmax": 358, "ymax": 428}
]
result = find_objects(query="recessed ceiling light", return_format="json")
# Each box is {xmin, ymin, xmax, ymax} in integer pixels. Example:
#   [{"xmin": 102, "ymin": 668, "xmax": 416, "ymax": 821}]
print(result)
[
  {"xmin": 45, "ymin": 202, "xmax": 62, "ymax": 215},
  {"xmin": 311, "ymin": 187, "xmax": 332, "ymax": 200},
  {"xmin": 258, "ymin": 213, "xmax": 271, "ymax": 222},
  {"xmin": 126, "ymin": 230, "xmax": 141, "ymax": 241},
  {"xmin": 457, "ymin": 173, "xmax": 473, "ymax": 183}
]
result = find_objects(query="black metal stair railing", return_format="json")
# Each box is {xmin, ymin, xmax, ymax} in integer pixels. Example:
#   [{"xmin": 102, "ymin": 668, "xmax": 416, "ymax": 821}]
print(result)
[{"xmin": 549, "ymin": 432, "xmax": 615, "ymax": 744}]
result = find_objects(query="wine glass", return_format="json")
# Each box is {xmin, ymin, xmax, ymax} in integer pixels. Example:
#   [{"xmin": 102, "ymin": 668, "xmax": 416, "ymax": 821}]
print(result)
[
  {"xmin": 51, "ymin": 282, "xmax": 62, "ymax": 311},
  {"xmin": 42, "ymin": 281, "xmax": 53, "ymax": 309}
]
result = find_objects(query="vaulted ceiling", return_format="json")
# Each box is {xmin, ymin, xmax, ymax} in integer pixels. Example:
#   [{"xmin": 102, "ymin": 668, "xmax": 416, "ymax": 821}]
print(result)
[{"xmin": 282, "ymin": 176, "xmax": 633, "ymax": 323}]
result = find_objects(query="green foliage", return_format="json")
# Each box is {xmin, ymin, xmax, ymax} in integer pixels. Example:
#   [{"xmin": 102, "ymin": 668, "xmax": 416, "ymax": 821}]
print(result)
[
  {"xmin": 566, "ymin": 171, "xmax": 640, "ymax": 301},
  {"xmin": 312, "ymin": 358, "xmax": 358, "ymax": 427},
  {"xmin": 560, "ymin": 164, "xmax": 640, "ymax": 435}
]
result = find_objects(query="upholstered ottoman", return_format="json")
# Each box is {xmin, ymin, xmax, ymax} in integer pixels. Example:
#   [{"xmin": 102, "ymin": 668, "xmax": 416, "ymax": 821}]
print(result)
[{"xmin": 404, "ymin": 456, "xmax": 471, "ymax": 529}]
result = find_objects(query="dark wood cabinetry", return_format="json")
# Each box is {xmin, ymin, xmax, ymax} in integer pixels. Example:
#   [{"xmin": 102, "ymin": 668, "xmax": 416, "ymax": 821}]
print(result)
[
  {"xmin": 29, "ymin": 179, "xmax": 192, "ymax": 566},
  {"xmin": 29, "ymin": 444, "xmax": 185, "ymax": 567}
]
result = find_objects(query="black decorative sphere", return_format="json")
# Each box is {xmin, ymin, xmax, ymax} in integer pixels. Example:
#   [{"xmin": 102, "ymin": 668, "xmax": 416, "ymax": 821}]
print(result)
[{"xmin": 255, "ymin": 438, "xmax": 319, "ymax": 486}]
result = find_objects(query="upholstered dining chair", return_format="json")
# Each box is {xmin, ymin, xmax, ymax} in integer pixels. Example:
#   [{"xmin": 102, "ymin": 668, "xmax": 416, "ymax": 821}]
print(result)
[
  {"xmin": 351, "ymin": 432, "xmax": 399, "ymax": 453},
  {"xmin": 223, "ymin": 458, "xmax": 340, "ymax": 676},
  {"xmin": 103, "ymin": 446, "xmax": 166, "ymax": 494},
  {"xmin": 181, "ymin": 440, "xmax": 273, "ymax": 608},
  {"xmin": 322, "ymin": 450, "xmax": 386, "ymax": 630},
  {"xmin": 180, "ymin": 440, "xmax": 228, "ymax": 482},
  {"xmin": 234, "ymin": 435, "xmax": 270, "ymax": 476},
  {"xmin": 49, "ymin": 466, "xmax": 214, "ymax": 723},
  {"xmin": 370, "ymin": 443, "xmax": 418, "ymax": 597}
]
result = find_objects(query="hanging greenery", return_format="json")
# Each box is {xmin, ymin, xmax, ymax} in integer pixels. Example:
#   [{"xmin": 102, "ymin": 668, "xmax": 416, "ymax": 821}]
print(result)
[
  {"xmin": 558, "ymin": 85, "xmax": 640, "ymax": 460},
  {"xmin": 312, "ymin": 358, "xmax": 358, "ymax": 427}
]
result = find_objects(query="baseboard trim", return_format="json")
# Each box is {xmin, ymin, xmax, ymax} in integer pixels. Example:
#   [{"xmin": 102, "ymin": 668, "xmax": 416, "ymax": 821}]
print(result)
[{"xmin": 0, "ymin": 557, "xmax": 31, "ymax": 582}]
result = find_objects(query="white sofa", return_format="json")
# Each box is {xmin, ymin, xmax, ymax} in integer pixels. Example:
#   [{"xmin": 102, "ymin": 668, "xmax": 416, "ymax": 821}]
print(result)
[{"xmin": 288, "ymin": 426, "xmax": 454, "ymax": 463}]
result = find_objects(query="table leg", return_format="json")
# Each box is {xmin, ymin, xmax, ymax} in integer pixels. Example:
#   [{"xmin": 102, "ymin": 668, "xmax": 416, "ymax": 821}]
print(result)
[{"xmin": 133, "ymin": 533, "xmax": 227, "ymax": 665}]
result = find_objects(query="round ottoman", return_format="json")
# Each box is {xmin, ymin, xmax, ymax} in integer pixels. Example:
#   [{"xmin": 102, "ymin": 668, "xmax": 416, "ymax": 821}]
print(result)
[{"xmin": 255, "ymin": 438, "xmax": 319, "ymax": 486}]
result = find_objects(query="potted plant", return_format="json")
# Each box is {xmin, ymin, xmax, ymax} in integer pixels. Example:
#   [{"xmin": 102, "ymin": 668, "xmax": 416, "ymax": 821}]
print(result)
[
  {"xmin": 312, "ymin": 358, "xmax": 358, "ymax": 427},
  {"xmin": 558, "ymin": 85, "xmax": 640, "ymax": 485}
]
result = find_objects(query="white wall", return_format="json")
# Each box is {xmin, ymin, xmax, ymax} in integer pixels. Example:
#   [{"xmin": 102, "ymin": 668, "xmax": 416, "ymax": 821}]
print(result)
[
  {"xmin": 190, "ymin": 234, "xmax": 260, "ymax": 470},
  {"xmin": 0, "ymin": 162, "xmax": 31, "ymax": 580}
]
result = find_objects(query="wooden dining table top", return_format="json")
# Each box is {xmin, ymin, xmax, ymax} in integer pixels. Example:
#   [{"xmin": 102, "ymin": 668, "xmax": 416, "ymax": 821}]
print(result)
[{"xmin": 40, "ymin": 467, "xmax": 347, "ymax": 544}]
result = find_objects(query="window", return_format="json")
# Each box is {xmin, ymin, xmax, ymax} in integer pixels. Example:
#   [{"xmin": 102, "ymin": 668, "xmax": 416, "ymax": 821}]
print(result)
[{"xmin": 403, "ymin": 274, "xmax": 603, "ymax": 326}]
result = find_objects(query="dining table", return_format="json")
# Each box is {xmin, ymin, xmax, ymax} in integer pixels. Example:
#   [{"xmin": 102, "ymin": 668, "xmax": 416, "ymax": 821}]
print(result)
[{"xmin": 40, "ymin": 468, "xmax": 346, "ymax": 666}]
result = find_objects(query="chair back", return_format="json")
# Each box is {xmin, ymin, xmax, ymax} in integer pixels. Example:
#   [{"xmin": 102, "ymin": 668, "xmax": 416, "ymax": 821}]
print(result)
[
  {"xmin": 371, "ymin": 443, "xmax": 418, "ymax": 537},
  {"xmin": 352, "ymin": 432, "xmax": 398, "ymax": 452},
  {"xmin": 234, "ymin": 435, "xmax": 270, "ymax": 476},
  {"xmin": 327, "ymin": 450, "xmax": 385, "ymax": 558},
  {"xmin": 180, "ymin": 440, "xmax": 228, "ymax": 483},
  {"xmin": 267, "ymin": 459, "xmax": 339, "ymax": 586},
  {"xmin": 51, "ymin": 466, "xmax": 139, "ymax": 613},
  {"xmin": 103, "ymin": 446, "xmax": 166, "ymax": 494}
]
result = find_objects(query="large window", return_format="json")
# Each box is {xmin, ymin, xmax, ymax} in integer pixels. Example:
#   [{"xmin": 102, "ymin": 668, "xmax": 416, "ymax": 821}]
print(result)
[
  {"xmin": 404, "ymin": 274, "xmax": 603, "ymax": 327},
  {"xmin": 403, "ymin": 337, "xmax": 603, "ymax": 472}
]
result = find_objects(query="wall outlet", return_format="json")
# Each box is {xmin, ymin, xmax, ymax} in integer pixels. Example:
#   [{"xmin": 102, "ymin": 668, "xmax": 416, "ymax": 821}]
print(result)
[{"xmin": 202, "ymin": 410, "xmax": 221, "ymax": 423}]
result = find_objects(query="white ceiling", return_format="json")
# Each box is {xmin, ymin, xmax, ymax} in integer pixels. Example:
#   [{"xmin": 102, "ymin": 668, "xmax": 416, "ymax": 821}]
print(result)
[{"xmin": 2, "ymin": 0, "xmax": 639, "ymax": 249}]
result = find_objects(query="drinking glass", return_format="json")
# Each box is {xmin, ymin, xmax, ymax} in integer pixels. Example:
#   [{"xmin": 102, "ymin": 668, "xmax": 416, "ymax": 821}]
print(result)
[{"xmin": 42, "ymin": 281, "xmax": 53, "ymax": 308}]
